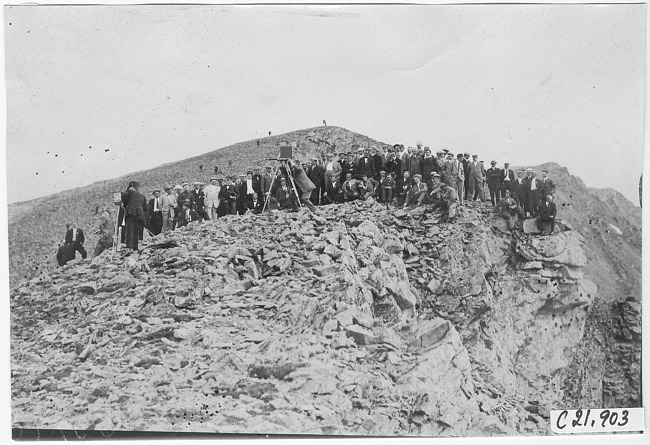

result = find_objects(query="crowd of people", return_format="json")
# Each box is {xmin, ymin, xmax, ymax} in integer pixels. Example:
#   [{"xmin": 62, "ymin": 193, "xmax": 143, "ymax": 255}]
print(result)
[{"xmin": 56, "ymin": 143, "xmax": 560, "ymax": 261}]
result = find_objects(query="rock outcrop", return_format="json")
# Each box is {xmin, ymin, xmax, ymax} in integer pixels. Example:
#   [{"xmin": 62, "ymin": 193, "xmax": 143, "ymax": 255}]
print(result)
[{"xmin": 12, "ymin": 194, "xmax": 639, "ymax": 437}]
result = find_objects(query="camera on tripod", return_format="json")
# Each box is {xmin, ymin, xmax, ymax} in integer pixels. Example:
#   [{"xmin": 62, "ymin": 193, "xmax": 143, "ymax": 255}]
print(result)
[{"xmin": 277, "ymin": 145, "xmax": 293, "ymax": 161}]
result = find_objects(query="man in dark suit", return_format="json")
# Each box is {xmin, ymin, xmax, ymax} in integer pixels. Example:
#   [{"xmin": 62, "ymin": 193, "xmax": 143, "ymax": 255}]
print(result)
[
  {"xmin": 500, "ymin": 162, "xmax": 516, "ymax": 198},
  {"xmin": 370, "ymin": 146, "xmax": 383, "ymax": 181},
  {"xmin": 306, "ymin": 158, "xmax": 324, "ymax": 206},
  {"xmin": 513, "ymin": 170, "xmax": 528, "ymax": 209},
  {"xmin": 486, "ymin": 160, "xmax": 502, "ymax": 205},
  {"xmin": 191, "ymin": 182, "xmax": 209, "ymax": 220},
  {"xmin": 147, "ymin": 190, "xmax": 164, "ymax": 235},
  {"xmin": 340, "ymin": 152, "xmax": 356, "ymax": 184},
  {"xmin": 537, "ymin": 194, "xmax": 557, "ymax": 235},
  {"xmin": 524, "ymin": 169, "xmax": 543, "ymax": 217},
  {"xmin": 462, "ymin": 152, "xmax": 471, "ymax": 200},
  {"xmin": 65, "ymin": 221, "xmax": 87, "ymax": 259},
  {"xmin": 357, "ymin": 148, "xmax": 375, "ymax": 180},
  {"xmin": 238, "ymin": 170, "xmax": 259, "ymax": 214},
  {"xmin": 540, "ymin": 170, "xmax": 556, "ymax": 199},
  {"xmin": 218, "ymin": 176, "xmax": 238, "ymax": 215},
  {"xmin": 176, "ymin": 199, "xmax": 201, "ymax": 228},
  {"xmin": 384, "ymin": 150, "xmax": 402, "ymax": 181},
  {"xmin": 121, "ymin": 181, "xmax": 147, "ymax": 252}
]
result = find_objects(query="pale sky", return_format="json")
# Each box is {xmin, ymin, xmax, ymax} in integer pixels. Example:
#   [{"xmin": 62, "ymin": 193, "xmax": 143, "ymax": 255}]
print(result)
[{"xmin": 3, "ymin": 3, "xmax": 645, "ymax": 204}]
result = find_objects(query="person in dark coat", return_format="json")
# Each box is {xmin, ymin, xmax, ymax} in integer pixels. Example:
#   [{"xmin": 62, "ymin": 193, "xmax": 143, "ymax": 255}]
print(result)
[
  {"xmin": 356, "ymin": 149, "xmax": 375, "ymax": 180},
  {"xmin": 370, "ymin": 146, "xmax": 383, "ymax": 181},
  {"xmin": 379, "ymin": 170, "xmax": 396, "ymax": 205},
  {"xmin": 176, "ymin": 199, "xmax": 201, "ymax": 228},
  {"xmin": 421, "ymin": 149, "xmax": 436, "ymax": 184},
  {"xmin": 147, "ymin": 190, "xmax": 164, "ymax": 235},
  {"xmin": 192, "ymin": 182, "xmax": 210, "ymax": 220},
  {"xmin": 218, "ymin": 176, "xmax": 238, "ymax": 215},
  {"xmin": 275, "ymin": 176, "xmax": 300, "ymax": 211},
  {"xmin": 486, "ymin": 160, "xmax": 502, "ymax": 205},
  {"xmin": 393, "ymin": 171, "xmax": 413, "ymax": 207},
  {"xmin": 287, "ymin": 159, "xmax": 318, "ymax": 212},
  {"xmin": 306, "ymin": 158, "xmax": 324, "ymax": 206},
  {"xmin": 540, "ymin": 170, "xmax": 556, "ymax": 200},
  {"xmin": 462, "ymin": 153, "xmax": 471, "ymax": 200},
  {"xmin": 384, "ymin": 150, "xmax": 402, "ymax": 181},
  {"xmin": 65, "ymin": 221, "xmax": 87, "ymax": 259},
  {"xmin": 340, "ymin": 153, "xmax": 356, "ymax": 184},
  {"xmin": 500, "ymin": 162, "xmax": 516, "ymax": 198},
  {"xmin": 524, "ymin": 169, "xmax": 543, "ymax": 217},
  {"xmin": 323, "ymin": 175, "xmax": 343, "ymax": 204},
  {"xmin": 537, "ymin": 194, "xmax": 557, "ymax": 234},
  {"xmin": 121, "ymin": 181, "xmax": 147, "ymax": 252},
  {"xmin": 513, "ymin": 170, "xmax": 528, "ymax": 209}
]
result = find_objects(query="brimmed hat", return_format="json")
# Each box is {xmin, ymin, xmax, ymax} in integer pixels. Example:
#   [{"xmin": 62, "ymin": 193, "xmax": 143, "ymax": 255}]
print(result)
[
  {"xmin": 370, "ymin": 145, "xmax": 377, "ymax": 150},
  {"xmin": 193, "ymin": 181, "xmax": 201, "ymax": 185},
  {"xmin": 164, "ymin": 186, "xmax": 172, "ymax": 191},
  {"xmin": 442, "ymin": 149, "xmax": 449, "ymax": 153},
  {"xmin": 128, "ymin": 181, "xmax": 139, "ymax": 188},
  {"xmin": 181, "ymin": 182, "xmax": 189, "ymax": 187},
  {"xmin": 490, "ymin": 160, "xmax": 497, "ymax": 164},
  {"xmin": 265, "ymin": 165, "xmax": 272, "ymax": 169},
  {"xmin": 432, "ymin": 173, "xmax": 441, "ymax": 178},
  {"xmin": 153, "ymin": 189, "xmax": 161, "ymax": 193},
  {"xmin": 413, "ymin": 174, "xmax": 422, "ymax": 180},
  {"xmin": 358, "ymin": 147, "xmax": 365, "ymax": 152},
  {"xmin": 379, "ymin": 170, "xmax": 386, "ymax": 174},
  {"xmin": 174, "ymin": 184, "xmax": 182, "ymax": 190},
  {"xmin": 311, "ymin": 157, "xmax": 318, "ymax": 161},
  {"xmin": 247, "ymin": 170, "xmax": 253, "ymax": 175},
  {"xmin": 472, "ymin": 154, "xmax": 478, "ymax": 158},
  {"xmin": 210, "ymin": 177, "xmax": 218, "ymax": 181},
  {"xmin": 525, "ymin": 168, "xmax": 533, "ymax": 172},
  {"xmin": 464, "ymin": 152, "xmax": 470, "ymax": 156}
]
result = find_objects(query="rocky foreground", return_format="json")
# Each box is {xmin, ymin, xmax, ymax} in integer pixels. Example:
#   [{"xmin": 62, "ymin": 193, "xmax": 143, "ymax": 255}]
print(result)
[{"xmin": 10, "ymin": 200, "xmax": 641, "ymax": 436}]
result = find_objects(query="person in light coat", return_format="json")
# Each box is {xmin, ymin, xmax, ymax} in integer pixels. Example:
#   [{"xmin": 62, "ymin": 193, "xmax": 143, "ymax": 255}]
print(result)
[{"xmin": 203, "ymin": 177, "xmax": 221, "ymax": 220}]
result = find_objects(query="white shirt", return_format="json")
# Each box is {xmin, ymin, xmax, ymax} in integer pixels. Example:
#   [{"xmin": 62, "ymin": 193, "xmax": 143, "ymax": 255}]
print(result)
[
  {"xmin": 530, "ymin": 177, "xmax": 537, "ymax": 190},
  {"xmin": 326, "ymin": 161, "xmax": 334, "ymax": 171},
  {"xmin": 246, "ymin": 179, "xmax": 254, "ymax": 194},
  {"xmin": 153, "ymin": 198, "xmax": 159, "ymax": 211},
  {"xmin": 504, "ymin": 168, "xmax": 511, "ymax": 181},
  {"xmin": 72, "ymin": 228, "xmax": 77, "ymax": 241}
]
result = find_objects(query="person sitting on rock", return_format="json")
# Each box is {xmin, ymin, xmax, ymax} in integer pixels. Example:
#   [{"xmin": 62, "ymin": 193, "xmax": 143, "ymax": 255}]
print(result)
[
  {"xmin": 404, "ymin": 174, "xmax": 428, "ymax": 207},
  {"xmin": 176, "ymin": 199, "xmax": 201, "ymax": 228},
  {"xmin": 379, "ymin": 170, "xmax": 395, "ymax": 205},
  {"xmin": 428, "ymin": 173, "xmax": 446, "ymax": 211},
  {"xmin": 440, "ymin": 184, "xmax": 459, "ymax": 223},
  {"xmin": 393, "ymin": 171, "xmax": 413, "ymax": 207},
  {"xmin": 342, "ymin": 173, "xmax": 362, "ymax": 202},
  {"xmin": 358, "ymin": 173, "xmax": 379, "ymax": 200},
  {"xmin": 275, "ymin": 177, "xmax": 300, "ymax": 211},
  {"xmin": 495, "ymin": 189, "xmax": 524, "ymax": 231},
  {"xmin": 537, "ymin": 194, "xmax": 557, "ymax": 235},
  {"xmin": 323, "ymin": 175, "xmax": 343, "ymax": 204}
]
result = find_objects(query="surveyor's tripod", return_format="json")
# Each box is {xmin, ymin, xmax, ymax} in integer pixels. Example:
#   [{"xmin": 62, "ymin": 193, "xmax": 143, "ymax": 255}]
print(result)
[{"xmin": 262, "ymin": 159, "xmax": 303, "ymax": 213}]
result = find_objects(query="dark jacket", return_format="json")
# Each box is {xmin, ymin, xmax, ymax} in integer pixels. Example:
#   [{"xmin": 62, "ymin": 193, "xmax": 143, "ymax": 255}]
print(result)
[
  {"xmin": 356, "ymin": 156, "xmax": 375, "ymax": 179},
  {"xmin": 121, "ymin": 188, "xmax": 147, "ymax": 222},
  {"xmin": 65, "ymin": 228, "xmax": 85, "ymax": 245}
]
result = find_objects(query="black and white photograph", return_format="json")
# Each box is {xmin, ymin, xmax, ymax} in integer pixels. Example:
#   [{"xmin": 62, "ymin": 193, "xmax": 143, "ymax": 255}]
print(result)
[{"xmin": 3, "ymin": 1, "xmax": 646, "ymax": 441}]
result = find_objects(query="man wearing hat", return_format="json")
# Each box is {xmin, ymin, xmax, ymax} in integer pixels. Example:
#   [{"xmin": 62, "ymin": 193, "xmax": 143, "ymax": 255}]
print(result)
[
  {"xmin": 275, "ymin": 176, "xmax": 299, "ymax": 211},
  {"xmin": 524, "ymin": 169, "xmax": 543, "ymax": 218},
  {"xmin": 162, "ymin": 186, "xmax": 175, "ymax": 232},
  {"xmin": 404, "ymin": 174, "xmax": 428, "ymax": 208},
  {"xmin": 500, "ymin": 162, "xmax": 515, "ymax": 198},
  {"xmin": 306, "ymin": 158, "xmax": 324, "ymax": 206},
  {"xmin": 177, "ymin": 182, "xmax": 193, "ymax": 210},
  {"xmin": 486, "ymin": 160, "xmax": 502, "ymax": 206},
  {"xmin": 176, "ymin": 199, "xmax": 201, "ymax": 228},
  {"xmin": 468, "ymin": 154, "xmax": 486, "ymax": 202},
  {"xmin": 462, "ymin": 153, "xmax": 471, "ymax": 200},
  {"xmin": 286, "ymin": 158, "xmax": 318, "ymax": 212},
  {"xmin": 218, "ymin": 176, "xmax": 238, "ymax": 215},
  {"xmin": 323, "ymin": 154, "xmax": 342, "ymax": 196},
  {"xmin": 407, "ymin": 147, "xmax": 422, "ymax": 178},
  {"xmin": 379, "ymin": 170, "xmax": 395, "ymax": 205},
  {"xmin": 238, "ymin": 170, "xmax": 259, "ymax": 214},
  {"xmin": 370, "ymin": 146, "xmax": 383, "ymax": 181},
  {"xmin": 256, "ymin": 166, "xmax": 273, "ymax": 212},
  {"xmin": 434, "ymin": 150, "xmax": 445, "ymax": 174},
  {"xmin": 169, "ymin": 185, "xmax": 182, "ymax": 229},
  {"xmin": 357, "ymin": 148, "xmax": 375, "ymax": 180},
  {"xmin": 191, "ymin": 182, "xmax": 208, "ymax": 220},
  {"xmin": 120, "ymin": 181, "xmax": 147, "ymax": 252},
  {"xmin": 384, "ymin": 150, "xmax": 402, "ymax": 181},
  {"xmin": 514, "ymin": 170, "xmax": 527, "ymax": 209},
  {"xmin": 204, "ymin": 177, "xmax": 221, "ymax": 220},
  {"xmin": 340, "ymin": 152, "xmax": 356, "ymax": 184},
  {"xmin": 147, "ymin": 189, "xmax": 164, "ymax": 235}
]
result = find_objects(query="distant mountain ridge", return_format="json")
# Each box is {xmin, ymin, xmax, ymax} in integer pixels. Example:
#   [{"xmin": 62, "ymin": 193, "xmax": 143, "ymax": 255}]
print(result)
[{"xmin": 6, "ymin": 127, "xmax": 641, "ymax": 293}]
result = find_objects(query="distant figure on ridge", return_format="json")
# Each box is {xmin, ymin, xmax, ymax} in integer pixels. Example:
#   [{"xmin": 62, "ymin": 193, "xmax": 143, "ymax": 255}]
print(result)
[
  {"xmin": 323, "ymin": 120, "xmax": 327, "ymax": 126},
  {"xmin": 268, "ymin": 131, "xmax": 272, "ymax": 137}
]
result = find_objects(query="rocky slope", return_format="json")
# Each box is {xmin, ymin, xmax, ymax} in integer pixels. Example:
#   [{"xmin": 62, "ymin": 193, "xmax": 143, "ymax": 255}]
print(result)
[
  {"xmin": 7, "ymin": 126, "xmax": 387, "ymax": 288},
  {"xmin": 11, "ymin": 196, "xmax": 641, "ymax": 436}
]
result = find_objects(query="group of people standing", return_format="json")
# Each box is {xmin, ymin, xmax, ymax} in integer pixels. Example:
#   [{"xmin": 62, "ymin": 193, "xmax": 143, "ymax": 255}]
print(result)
[{"xmin": 56, "ymin": 142, "xmax": 561, "ymax": 264}]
